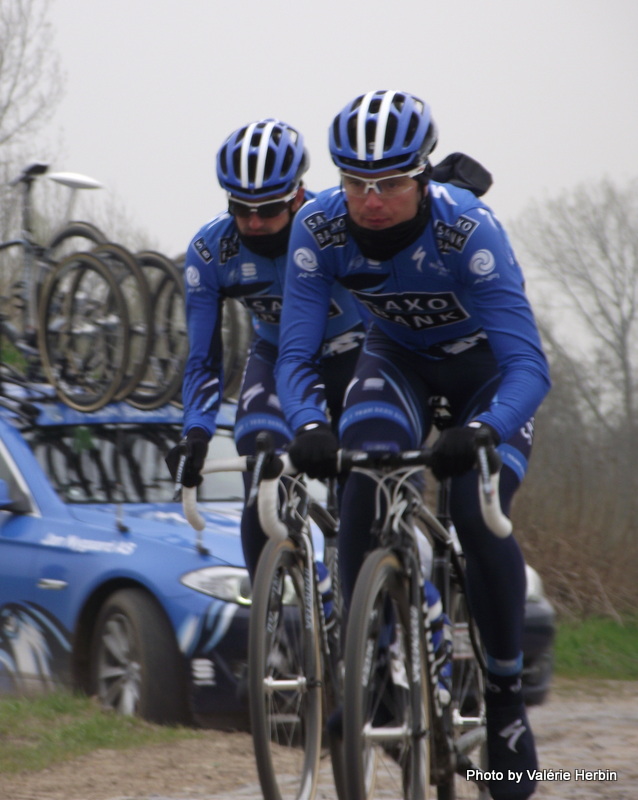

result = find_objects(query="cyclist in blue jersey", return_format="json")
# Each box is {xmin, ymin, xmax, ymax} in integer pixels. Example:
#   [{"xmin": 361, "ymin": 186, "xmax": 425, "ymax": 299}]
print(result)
[
  {"xmin": 276, "ymin": 91, "xmax": 550, "ymax": 800},
  {"xmin": 166, "ymin": 118, "xmax": 365, "ymax": 579}
]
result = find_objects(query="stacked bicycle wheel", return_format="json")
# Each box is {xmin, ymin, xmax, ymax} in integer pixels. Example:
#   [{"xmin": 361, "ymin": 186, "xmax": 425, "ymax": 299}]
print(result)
[{"xmin": 35, "ymin": 230, "xmax": 250, "ymax": 412}]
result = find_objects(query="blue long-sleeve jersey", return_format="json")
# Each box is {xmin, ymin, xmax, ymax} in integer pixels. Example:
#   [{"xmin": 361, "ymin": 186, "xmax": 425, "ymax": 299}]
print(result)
[
  {"xmin": 276, "ymin": 182, "xmax": 550, "ymax": 443},
  {"xmin": 182, "ymin": 206, "xmax": 364, "ymax": 436}
]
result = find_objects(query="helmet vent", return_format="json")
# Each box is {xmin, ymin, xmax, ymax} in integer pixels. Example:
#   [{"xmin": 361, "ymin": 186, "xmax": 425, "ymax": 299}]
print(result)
[
  {"xmin": 329, "ymin": 90, "xmax": 436, "ymax": 174},
  {"xmin": 217, "ymin": 117, "xmax": 308, "ymax": 198}
]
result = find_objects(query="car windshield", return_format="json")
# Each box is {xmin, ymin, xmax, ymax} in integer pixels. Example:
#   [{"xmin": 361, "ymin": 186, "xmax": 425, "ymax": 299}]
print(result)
[{"xmin": 26, "ymin": 424, "xmax": 245, "ymax": 504}]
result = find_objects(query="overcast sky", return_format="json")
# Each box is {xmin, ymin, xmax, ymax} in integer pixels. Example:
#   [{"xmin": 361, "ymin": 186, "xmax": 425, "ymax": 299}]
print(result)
[{"xmin": 42, "ymin": 0, "xmax": 638, "ymax": 259}]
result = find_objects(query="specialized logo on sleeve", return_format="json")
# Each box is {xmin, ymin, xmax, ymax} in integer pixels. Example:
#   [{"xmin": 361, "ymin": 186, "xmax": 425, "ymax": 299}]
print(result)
[
  {"xmin": 185, "ymin": 265, "xmax": 200, "ymax": 287},
  {"xmin": 469, "ymin": 249, "xmax": 496, "ymax": 276},
  {"xmin": 434, "ymin": 215, "xmax": 478, "ymax": 254},
  {"xmin": 194, "ymin": 237, "xmax": 213, "ymax": 263},
  {"xmin": 294, "ymin": 247, "xmax": 318, "ymax": 272},
  {"xmin": 352, "ymin": 290, "xmax": 468, "ymax": 330}
]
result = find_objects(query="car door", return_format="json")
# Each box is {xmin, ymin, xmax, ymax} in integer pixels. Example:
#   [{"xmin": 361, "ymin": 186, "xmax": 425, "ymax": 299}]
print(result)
[{"xmin": 0, "ymin": 430, "xmax": 77, "ymax": 693}]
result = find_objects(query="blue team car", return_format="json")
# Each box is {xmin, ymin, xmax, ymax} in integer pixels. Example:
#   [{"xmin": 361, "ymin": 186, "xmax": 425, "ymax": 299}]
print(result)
[
  {"xmin": 0, "ymin": 398, "xmax": 255, "ymax": 727},
  {"xmin": 0, "ymin": 395, "xmax": 554, "ymax": 727}
]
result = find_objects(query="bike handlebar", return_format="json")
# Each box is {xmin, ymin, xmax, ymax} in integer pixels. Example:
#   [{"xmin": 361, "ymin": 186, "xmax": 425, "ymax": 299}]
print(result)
[
  {"xmin": 182, "ymin": 442, "xmax": 512, "ymax": 541},
  {"xmin": 181, "ymin": 452, "xmax": 295, "ymax": 541}
]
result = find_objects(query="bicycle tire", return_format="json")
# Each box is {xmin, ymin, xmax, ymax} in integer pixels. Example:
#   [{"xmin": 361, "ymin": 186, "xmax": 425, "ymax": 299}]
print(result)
[
  {"xmin": 344, "ymin": 548, "xmax": 430, "ymax": 800},
  {"xmin": 318, "ymin": 533, "xmax": 347, "ymax": 800},
  {"xmin": 436, "ymin": 584, "xmax": 488, "ymax": 800},
  {"xmin": 91, "ymin": 243, "xmax": 153, "ymax": 400},
  {"xmin": 125, "ymin": 251, "xmax": 186, "ymax": 409},
  {"xmin": 37, "ymin": 251, "xmax": 130, "ymax": 411},
  {"xmin": 248, "ymin": 537, "xmax": 322, "ymax": 800},
  {"xmin": 46, "ymin": 220, "xmax": 108, "ymax": 259},
  {"xmin": 221, "ymin": 297, "xmax": 251, "ymax": 400}
]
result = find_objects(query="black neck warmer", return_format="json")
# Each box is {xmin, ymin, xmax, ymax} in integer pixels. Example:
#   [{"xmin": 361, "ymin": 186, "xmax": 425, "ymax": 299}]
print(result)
[
  {"xmin": 345, "ymin": 192, "xmax": 432, "ymax": 262},
  {"xmin": 238, "ymin": 217, "xmax": 293, "ymax": 259}
]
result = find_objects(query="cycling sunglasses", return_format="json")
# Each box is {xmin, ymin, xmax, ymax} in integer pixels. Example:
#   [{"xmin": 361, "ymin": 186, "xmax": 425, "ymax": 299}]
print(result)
[
  {"xmin": 340, "ymin": 164, "xmax": 426, "ymax": 198},
  {"xmin": 227, "ymin": 187, "xmax": 298, "ymax": 219}
]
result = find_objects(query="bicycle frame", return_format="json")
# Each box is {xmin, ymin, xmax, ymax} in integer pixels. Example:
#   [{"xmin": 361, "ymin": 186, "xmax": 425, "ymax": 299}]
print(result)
[{"xmin": 339, "ymin": 447, "xmax": 500, "ymax": 798}]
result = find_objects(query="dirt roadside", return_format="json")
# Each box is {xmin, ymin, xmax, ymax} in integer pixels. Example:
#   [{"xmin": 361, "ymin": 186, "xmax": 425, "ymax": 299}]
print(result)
[{"xmin": 1, "ymin": 678, "xmax": 636, "ymax": 800}]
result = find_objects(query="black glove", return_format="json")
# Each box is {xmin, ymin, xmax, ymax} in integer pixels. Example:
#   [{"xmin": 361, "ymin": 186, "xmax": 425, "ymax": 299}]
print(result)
[
  {"xmin": 429, "ymin": 423, "xmax": 499, "ymax": 481},
  {"xmin": 165, "ymin": 427, "xmax": 210, "ymax": 487},
  {"xmin": 288, "ymin": 422, "xmax": 338, "ymax": 480}
]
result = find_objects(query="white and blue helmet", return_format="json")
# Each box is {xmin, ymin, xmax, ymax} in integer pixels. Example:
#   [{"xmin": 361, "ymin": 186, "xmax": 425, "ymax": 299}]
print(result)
[
  {"xmin": 329, "ymin": 90, "xmax": 438, "ymax": 174},
  {"xmin": 216, "ymin": 118, "xmax": 309, "ymax": 201}
]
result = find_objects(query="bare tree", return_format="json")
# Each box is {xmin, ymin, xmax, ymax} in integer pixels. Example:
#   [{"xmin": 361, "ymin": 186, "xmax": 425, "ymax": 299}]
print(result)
[
  {"xmin": 509, "ymin": 180, "xmax": 638, "ymax": 616},
  {"xmin": 0, "ymin": 0, "xmax": 64, "ymax": 152},
  {"xmin": 511, "ymin": 178, "xmax": 638, "ymax": 436}
]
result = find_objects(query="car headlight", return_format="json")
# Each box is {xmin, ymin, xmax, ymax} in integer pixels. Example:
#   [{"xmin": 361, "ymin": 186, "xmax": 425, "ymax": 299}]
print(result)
[
  {"xmin": 525, "ymin": 565, "xmax": 545, "ymax": 602},
  {"xmin": 181, "ymin": 566, "xmax": 252, "ymax": 605}
]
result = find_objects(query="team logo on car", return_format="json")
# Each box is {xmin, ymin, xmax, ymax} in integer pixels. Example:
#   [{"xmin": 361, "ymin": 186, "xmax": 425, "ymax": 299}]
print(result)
[
  {"xmin": 469, "ymin": 249, "xmax": 496, "ymax": 276},
  {"xmin": 185, "ymin": 265, "xmax": 201, "ymax": 287},
  {"xmin": 294, "ymin": 248, "xmax": 318, "ymax": 272}
]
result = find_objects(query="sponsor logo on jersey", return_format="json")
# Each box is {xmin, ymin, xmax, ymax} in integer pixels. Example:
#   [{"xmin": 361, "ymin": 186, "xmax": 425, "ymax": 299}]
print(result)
[
  {"xmin": 303, "ymin": 211, "xmax": 347, "ymax": 248},
  {"xmin": 428, "ymin": 259, "xmax": 451, "ymax": 276},
  {"xmin": 434, "ymin": 215, "xmax": 478, "ymax": 254},
  {"xmin": 220, "ymin": 233, "xmax": 240, "ymax": 264},
  {"xmin": 194, "ymin": 237, "xmax": 213, "ymax": 263},
  {"xmin": 243, "ymin": 295, "xmax": 283, "ymax": 324},
  {"xmin": 185, "ymin": 265, "xmax": 201, "ymax": 287},
  {"xmin": 469, "ymin": 249, "xmax": 496, "ymax": 276},
  {"xmin": 412, "ymin": 246, "xmax": 427, "ymax": 272},
  {"xmin": 352, "ymin": 290, "xmax": 468, "ymax": 330},
  {"xmin": 429, "ymin": 183, "xmax": 458, "ymax": 206},
  {"xmin": 245, "ymin": 294, "xmax": 342, "ymax": 323},
  {"xmin": 241, "ymin": 262, "xmax": 258, "ymax": 280},
  {"xmin": 294, "ymin": 247, "xmax": 319, "ymax": 272}
]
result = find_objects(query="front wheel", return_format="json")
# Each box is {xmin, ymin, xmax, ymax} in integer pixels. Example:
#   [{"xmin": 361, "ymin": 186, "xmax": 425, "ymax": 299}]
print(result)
[
  {"xmin": 344, "ymin": 549, "xmax": 431, "ymax": 800},
  {"xmin": 248, "ymin": 538, "xmax": 323, "ymax": 800}
]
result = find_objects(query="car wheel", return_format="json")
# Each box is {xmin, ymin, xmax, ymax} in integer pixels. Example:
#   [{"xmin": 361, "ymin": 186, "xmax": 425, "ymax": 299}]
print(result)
[{"xmin": 90, "ymin": 588, "xmax": 191, "ymax": 724}]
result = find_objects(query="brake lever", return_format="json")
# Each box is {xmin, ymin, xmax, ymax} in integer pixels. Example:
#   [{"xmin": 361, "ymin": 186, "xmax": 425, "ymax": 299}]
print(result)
[{"xmin": 247, "ymin": 431, "xmax": 275, "ymax": 508}]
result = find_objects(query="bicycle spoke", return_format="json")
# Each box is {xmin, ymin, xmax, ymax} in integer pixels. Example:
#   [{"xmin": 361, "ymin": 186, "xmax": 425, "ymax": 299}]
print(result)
[
  {"xmin": 344, "ymin": 549, "xmax": 430, "ymax": 800},
  {"xmin": 436, "ymin": 589, "xmax": 488, "ymax": 800}
]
